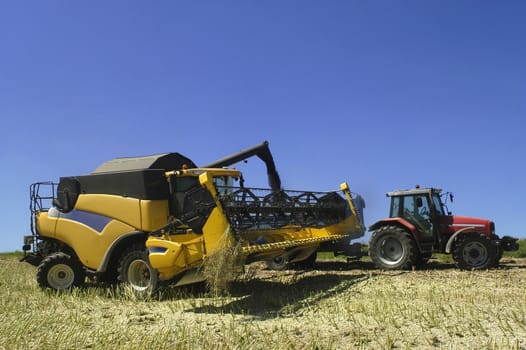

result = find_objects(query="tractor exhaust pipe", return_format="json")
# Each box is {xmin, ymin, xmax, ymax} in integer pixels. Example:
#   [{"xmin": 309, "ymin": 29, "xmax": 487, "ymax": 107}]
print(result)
[{"xmin": 203, "ymin": 141, "xmax": 282, "ymax": 191}]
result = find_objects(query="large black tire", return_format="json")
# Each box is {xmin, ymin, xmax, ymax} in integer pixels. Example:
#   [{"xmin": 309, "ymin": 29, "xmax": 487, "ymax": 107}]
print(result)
[
  {"xmin": 452, "ymin": 234, "xmax": 496, "ymax": 270},
  {"xmin": 369, "ymin": 225, "xmax": 419, "ymax": 270},
  {"xmin": 118, "ymin": 244, "xmax": 158, "ymax": 296},
  {"xmin": 36, "ymin": 252, "xmax": 86, "ymax": 290}
]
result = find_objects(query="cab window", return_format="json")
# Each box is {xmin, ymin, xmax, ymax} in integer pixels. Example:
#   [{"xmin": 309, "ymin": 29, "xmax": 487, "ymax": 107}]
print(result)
[
  {"xmin": 214, "ymin": 176, "xmax": 235, "ymax": 196},
  {"xmin": 389, "ymin": 196, "xmax": 401, "ymax": 218},
  {"xmin": 432, "ymin": 194, "xmax": 445, "ymax": 216}
]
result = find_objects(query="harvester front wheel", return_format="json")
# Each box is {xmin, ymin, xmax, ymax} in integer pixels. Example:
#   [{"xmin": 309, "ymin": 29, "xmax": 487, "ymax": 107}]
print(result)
[
  {"xmin": 369, "ymin": 225, "xmax": 418, "ymax": 270},
  {"xmin": 452, "ymin": 234, "xmax": 496, "ymax": 270},
  {"xmin": 118, "ymin": 244, "xmax": 158, "ymax": 296},
  {"xmin": 36, "ymin": 252, "xmax": 86, "ymax": 290}
]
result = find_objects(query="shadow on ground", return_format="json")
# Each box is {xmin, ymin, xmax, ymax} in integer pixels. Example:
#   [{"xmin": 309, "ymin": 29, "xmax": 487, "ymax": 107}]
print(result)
[{"xmin": 188, "ymin": 272, "xmax": 370, "ymax": 318}]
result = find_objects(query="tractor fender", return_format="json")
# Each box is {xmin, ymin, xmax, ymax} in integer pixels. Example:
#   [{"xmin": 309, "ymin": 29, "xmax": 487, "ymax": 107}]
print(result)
[
  {"xmin": 97, "ymin": 231, "xmax": 147, "ymax": 272},
  {"xmin": 444, "ymin": 227, "xmax": 476, "ymax": 254},
  {"xmin": 369, "ymin": 218, "xmax": 419, "ymax": 239}
]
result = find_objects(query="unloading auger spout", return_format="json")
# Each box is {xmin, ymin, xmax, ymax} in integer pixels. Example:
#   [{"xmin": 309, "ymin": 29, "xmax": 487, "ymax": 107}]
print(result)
[{"xmin": 203, "ymin": 140, "xmax": 281, "ymax": 191}]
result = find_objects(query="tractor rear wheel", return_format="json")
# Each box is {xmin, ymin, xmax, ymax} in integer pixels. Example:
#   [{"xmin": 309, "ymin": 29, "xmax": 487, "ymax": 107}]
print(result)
[
  {"xmin": 452, "ymin": 234, "xmax": 496, "ymax": 270},
  {"xmin": 369, "ymin": 225, "xmax": 418, "ymax": 270},
  {"xmin": 118, "ymin": 244, "xmax": 158, "ymax": 296},
  {"xmin": 36, "ymin": 252, "xmax": 86, "ymax": 290}
]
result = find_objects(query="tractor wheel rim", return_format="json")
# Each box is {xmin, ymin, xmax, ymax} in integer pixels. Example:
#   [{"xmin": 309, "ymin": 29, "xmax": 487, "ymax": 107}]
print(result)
[
  {"xmin": 378, "ymin": 237, "xmax": 404, "ymax": 265},
  {"xmin": 463, "ymin": 241, "xmax": 488, "ymax": 267},
  {"xmin": 128, "ymin": 259, "xmax": 151, "ymax": 291},
  {"xmin": 48, "ymin": 264, "xmax": 75, "ymax": 289}
]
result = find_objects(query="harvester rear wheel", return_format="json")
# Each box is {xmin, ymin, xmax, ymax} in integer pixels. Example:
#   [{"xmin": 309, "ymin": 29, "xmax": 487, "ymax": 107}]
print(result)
[
  {"xmin": 36, "ymin": 252, "xmax": 86, "ymax": 290},
  {"xmin": 452, "ymin": 234, "xmax": 496, "ymax": 270},
  {"xmin": 369, "ymin": 225, "xmax": 418, "ymax": 270},
  {"xmin": 118, "ymin": 244, "xmax": 158, "ymax": 296}
]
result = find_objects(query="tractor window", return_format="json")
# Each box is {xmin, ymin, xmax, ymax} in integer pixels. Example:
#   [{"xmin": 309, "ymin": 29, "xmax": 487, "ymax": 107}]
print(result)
[
  {"xmin": 402, "ymin": 195, "xmax": 434, "ymax": 239},
  {"xmin": 432, "ymin": 194, "xmax": 445, "ymax": 216},
  {"xmin": 389, "ymin": 196, "xmax": 401, "ymax": 218}
]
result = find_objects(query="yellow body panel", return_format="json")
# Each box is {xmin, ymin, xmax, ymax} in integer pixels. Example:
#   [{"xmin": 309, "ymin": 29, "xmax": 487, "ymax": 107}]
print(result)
[
  {"xmin": 66, "ymin": 219, "xmax": 135, "ymax": 269},
  {"xmin": 75, "ymin": 194, "xmax": 143, "ymax": 229},
  {"xmin": 38, "ymin": 209, "xmax": 137, "ymax": 270},
  {"xmin": 36, "ymin": 212, "xmax": 56, "ymax": 238},
  {"xmin": 76, "ymin": 195, "xmax": 169, "ymax": 232},
  {"xmin": 146, "ymin": 235, "xmax": 204, "ymax": 280},
  {"xmin": 198, "ymin": 171, "xmax": 233, "ymax": 254},
  {"xmin": 36, "ymin": 193, "xmax": 170, "ymax": 271},
  {"xmin": 140, "ymin": 200, "xmax": 169, "ymax": 231}
]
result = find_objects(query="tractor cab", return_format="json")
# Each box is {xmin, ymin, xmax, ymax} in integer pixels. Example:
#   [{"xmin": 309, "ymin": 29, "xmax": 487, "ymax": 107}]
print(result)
[{"xmin": 387, "ymin": 187, "xmax": 448, "ymax": 252}]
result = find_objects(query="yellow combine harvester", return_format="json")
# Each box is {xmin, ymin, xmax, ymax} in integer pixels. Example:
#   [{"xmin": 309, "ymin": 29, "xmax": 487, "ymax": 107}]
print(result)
[{"xmin": 22, "ymin": 142, "xmax": 364, "ymax": 294}]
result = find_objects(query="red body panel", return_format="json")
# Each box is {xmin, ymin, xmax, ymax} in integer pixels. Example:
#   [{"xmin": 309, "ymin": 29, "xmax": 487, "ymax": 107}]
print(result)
[{"xmin": 437, "ymin": 215, "xmax": 492, "ymax": 238}]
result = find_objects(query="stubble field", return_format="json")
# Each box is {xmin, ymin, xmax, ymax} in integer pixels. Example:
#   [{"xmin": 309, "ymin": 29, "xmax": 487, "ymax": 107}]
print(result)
[{"xmin": 1, "ymin": 253, "xmax": 525, "ymax": 350}]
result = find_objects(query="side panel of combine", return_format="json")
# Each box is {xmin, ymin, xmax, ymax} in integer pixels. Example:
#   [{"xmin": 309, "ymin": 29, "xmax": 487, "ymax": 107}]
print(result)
[
  {"xmin": 75, "ymin": 195, "xmax": 143, "ymax": 229},
  {"xmin": 49, "ymin": 209, "xmax": 136, "ymax": 269},
  {"xmin": 141, "ymin": 200, "xmax": 170, "ymax": 231},
  {"xmin": 34, "ymin": 169, "xmax": 173, "ymax": 271}
]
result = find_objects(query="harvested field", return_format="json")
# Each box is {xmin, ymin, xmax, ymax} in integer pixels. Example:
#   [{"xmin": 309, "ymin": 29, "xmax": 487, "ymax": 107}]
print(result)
[{"xmin": 1, "ymin": 254, "xmax": 525, "ymax": 349}]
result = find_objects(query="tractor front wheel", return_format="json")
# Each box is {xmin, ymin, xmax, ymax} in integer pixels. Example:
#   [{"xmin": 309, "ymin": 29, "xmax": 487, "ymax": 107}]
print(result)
[
  {"xmin": 118, "ymin": 244, "xmax": 158, "ymax": 296},
  {"xmin": 36, "ymin": 252, "xmax": 86, "ymax": 290},
  {"xmin": 452, "ymin": 234, "xmax": 496, "ymax": 270},
  {"xmin": 369, "ymin": 225, "xmax": 418, "ymax": 270}
]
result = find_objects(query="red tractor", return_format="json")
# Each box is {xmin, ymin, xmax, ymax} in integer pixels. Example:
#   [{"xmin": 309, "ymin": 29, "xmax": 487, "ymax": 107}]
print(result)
[{"xmin": 368, "ymin": 186, "xmax": 518, "ymax": 270}]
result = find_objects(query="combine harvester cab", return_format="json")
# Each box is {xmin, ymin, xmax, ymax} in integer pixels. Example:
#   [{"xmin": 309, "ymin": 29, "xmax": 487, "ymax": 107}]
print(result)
[{"xmin": 146, "ymin": 167, "xmax": 365, "ymax": 284}]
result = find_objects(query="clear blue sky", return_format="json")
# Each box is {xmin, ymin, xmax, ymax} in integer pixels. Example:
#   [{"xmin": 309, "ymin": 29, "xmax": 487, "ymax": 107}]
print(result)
[{"xmin": 1, "ymin": 1, "xmax": 525, "ymax": 252}]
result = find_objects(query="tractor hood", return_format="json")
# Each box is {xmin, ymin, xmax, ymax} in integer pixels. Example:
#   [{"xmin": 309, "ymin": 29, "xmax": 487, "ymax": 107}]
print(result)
[{"xmin": 439, "ymin": 215, "xmax": 493, "ymax": 236}]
